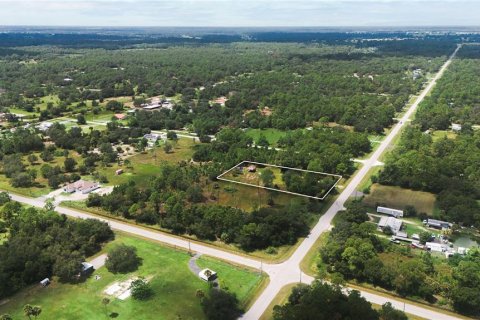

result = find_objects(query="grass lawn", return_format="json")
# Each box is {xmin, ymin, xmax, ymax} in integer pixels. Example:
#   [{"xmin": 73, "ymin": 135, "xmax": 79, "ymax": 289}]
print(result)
[
  {"xmin": 210, "ymin": 180, "xmax": 298, "ymax": 212},
  {"xmin": 29, "ymin": 94, "xmax": 60, "ymax": 111},
  {"xmin": 94, "ymin": 138, "xmax": 195, "ymax": 187},
  {"xmin": 60, "ymin": 198, "xmax": 310, "ymax": 263},
  {"xmin": 220, "ymin": 163, "xmax": 338, "ymax": 200},
  {"xmin": 130, "ymin": 138, "xmax": 195, "ymax": 165},
  {"xmin": 363, "ymin": 184, "xmax": 436, "ymax": 214},
  {"xmin": 431, "ymin": 130, "xmax": 457, "ymax": 142},
  {"xmin": 299, "ymin": 232, "xmax": 330, "ymax": 276},
  {"xmin": 244, "ymin": 128, "xmax": 288, "ymax": 146},
  {"xmin": 0, "ymin": 233, "xmax": 265, "ymax": 320},
  {"xmin": 196, "ymin": 256, "xmax": 267, "ymax": 308},
  {"xmin": 0, "ymin": 151, "xmax": 84, "ymax": 197}
]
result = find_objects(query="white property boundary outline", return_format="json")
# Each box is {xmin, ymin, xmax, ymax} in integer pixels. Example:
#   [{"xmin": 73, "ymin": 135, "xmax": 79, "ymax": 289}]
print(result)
[{"xmin": 216, "ymin": 160, "xmax": 343, "ymax": 200}]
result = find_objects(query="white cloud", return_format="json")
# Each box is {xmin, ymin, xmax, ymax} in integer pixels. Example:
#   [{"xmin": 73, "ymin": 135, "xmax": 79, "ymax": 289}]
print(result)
[{"xmin": 0, "ymin": 0, "xmax": 479, "ymax": 27}]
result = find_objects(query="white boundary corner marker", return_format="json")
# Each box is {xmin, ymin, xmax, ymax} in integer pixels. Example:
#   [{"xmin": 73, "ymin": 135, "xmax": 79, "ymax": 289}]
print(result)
[{"xmin": 216, "ymin": 160, "xmax": 343, "ymax": 200}]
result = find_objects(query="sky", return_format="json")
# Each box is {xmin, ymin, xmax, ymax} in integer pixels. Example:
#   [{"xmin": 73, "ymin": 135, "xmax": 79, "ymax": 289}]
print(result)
[{"xmin": 0, "ymin": 0, "xmax": 479, "ymax": 27}]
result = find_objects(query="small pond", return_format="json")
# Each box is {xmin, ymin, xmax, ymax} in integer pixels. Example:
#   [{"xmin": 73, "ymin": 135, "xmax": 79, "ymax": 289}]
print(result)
[{"xmin": 452, "ymin": 235, "xmax": 479, "ymax": 249}]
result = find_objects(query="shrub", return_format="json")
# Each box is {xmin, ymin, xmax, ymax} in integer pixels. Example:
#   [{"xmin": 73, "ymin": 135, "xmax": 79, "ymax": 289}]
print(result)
[
  {"xmin": 105, "ymin": 244, "xmax": 141, "ymax": 274},
  {"xmin": 130, "ymin": 278, "xmax": 153, "ymax": 300}
]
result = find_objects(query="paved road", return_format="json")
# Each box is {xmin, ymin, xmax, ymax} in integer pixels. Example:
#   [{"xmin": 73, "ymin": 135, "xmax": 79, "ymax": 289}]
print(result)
[
  {"xmin": 3, "ymin": 45, "xmax": 462, "ymax": 320},
  {"xmin": 241, "ymin": 44, "xmax": 462, "ymax": 320}
]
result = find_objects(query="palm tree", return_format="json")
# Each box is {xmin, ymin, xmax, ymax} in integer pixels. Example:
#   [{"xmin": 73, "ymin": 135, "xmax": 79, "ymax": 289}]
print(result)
[
  {"xmin": 204, "ymin": 270, "xmax": 212, "ymax": 280},
  {"xmin": 23, "ymin": 305, "xmax": 41, "ymax": 320},
  {"xmin": 24, "ymin": 304, "xmax": 34, "ymax": 320},
  {"xmin": 101, "ymin": 297, "xmax": 110, "ymax": 317},
  {"xmin": 31, "ymin": 306, "xmax": 42, "ymax": 319}
]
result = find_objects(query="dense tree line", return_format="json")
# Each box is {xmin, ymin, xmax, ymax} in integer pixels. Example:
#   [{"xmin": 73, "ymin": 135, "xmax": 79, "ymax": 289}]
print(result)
[
  {"xmin": 193, "ymin": 127, "xmax": 370, "ymax": 176},
  {"xmin": 0, "ymin": 198, "xmax": 114, "ymax": 299},
  {"xmin": 273, "ymin": 282, "xmax": 407, "ymax": 320},
  {"xmin": 0, "ymin": 41, "xmax": 453, "ymax": 136},
  {"xmin": 86, "ymin": 163, "xmax": 312, "ymax": 251},
  {"xmin": 415, "ymin": 46, "xmax": 480, "ymax": 129},
  {"xmin": 378, "ymin": 126, "xmax": 480, "ymax": 226}
]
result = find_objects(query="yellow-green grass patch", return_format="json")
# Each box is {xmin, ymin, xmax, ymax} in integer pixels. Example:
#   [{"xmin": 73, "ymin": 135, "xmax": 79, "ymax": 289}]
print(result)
[
  {"xmin": 259, "ymin": 283, "xmax": 298, "ymax": 320},
  {"xmin": 196, "ymin": 256, "xmax": 267, "ymax": 309},
  {"xmin": 363, "ymin": 184, "xmax": 436, "ymax": 214}
]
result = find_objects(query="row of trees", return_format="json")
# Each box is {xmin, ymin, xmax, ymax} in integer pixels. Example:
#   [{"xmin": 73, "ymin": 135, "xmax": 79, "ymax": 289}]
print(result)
[
  {"xmin": 86, "ymin": 164, "xmax": 313, "ymax": 251},
  {"xmin": 415, "ymin": 46, "xmax": 480, "ymax": 130},
  {"xmin": 274, "ymin": 282, "xmax": 407, "ymax": 320},
  {"xmin": 192, "ymin": 127, "xmax": 370, "ymax": 176},
  {"xmin": 1, "ymin": 41, "xmax": 453, "ymax": 137}
]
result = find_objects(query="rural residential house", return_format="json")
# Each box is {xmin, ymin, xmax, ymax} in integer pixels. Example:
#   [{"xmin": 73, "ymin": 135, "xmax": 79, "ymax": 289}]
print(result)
[{"xmin": 64, "ymin": 180, "xmax": 100, "ymax": 194}]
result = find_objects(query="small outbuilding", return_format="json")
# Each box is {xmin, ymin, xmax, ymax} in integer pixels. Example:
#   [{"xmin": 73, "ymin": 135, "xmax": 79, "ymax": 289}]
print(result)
[
  {"xmin": 451, "ymin": 123, "xmax": 462, "ymax": 132},
  {"xmin": 81, "ymin": 262, "xmax": 94, "ymax": 275},
  {"xmin": 40, "ymin": 278, "xmax": 50, "ymax": 287},
  {"xmin": 115, "ymin": 169, "xmax": 123, "ymax": 175},
  {"xmin": 247, "ymin": 165, "xmax": 257, "ymax": 173},
  {"xmin": 199, "ymin": 268, "xmax": 217, "ymax": 282},
  {"xmin": 425, "ymin": 219, "xmax": 452, "ymax": 230},
  {"xmin": 377, "ymin": 206, "xmax": 404, "ymax": 218}
]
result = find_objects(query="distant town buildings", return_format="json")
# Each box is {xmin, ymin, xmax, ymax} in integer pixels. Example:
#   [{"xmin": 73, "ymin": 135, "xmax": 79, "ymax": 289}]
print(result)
[
  {"xmin": 212, "ymin": 96, "xmax": 228, "ymax": 107},
  {"xmin": 141, "ymin": 97, "xmax": 174, "ymax": 110},
  {"xmin": 412, "ymin": 68, "xmax": 422, "ymax": 80},
  {"xmin": 37, "ymin": 121, "xmax": 53, "ymax": 132}
]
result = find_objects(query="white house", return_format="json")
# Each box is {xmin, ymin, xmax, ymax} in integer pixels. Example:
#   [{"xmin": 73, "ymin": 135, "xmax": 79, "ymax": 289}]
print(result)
[
  {"xmin": 378, "ymin": 216, "xmax": 403, "ymax": 234},
  {"xmin": 426, "ymin": 242, "xmax": 448, "ymax": 252},
  {"xmin": 64, "ymin": 180, "xmax": 100, "ymax": 194},
  {"xmin": 377, "ymin": 206, "xmax": 404, "ymax": 218},
  {"xmin": 425, "ymin": 219, "xmax": 452, "ymax": 230},
  {"xmin": 37, "ymin": 121, "xmax": 53, "ymax": 132},
  {"xmin": 451, "ymin": 123, "xmax": 462, "ymax": 132}
]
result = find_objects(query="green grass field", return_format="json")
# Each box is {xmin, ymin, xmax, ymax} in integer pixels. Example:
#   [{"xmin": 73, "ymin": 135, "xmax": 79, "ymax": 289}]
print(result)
[
  {"xmin": 210, "ymin": 180, "xmax": 298, "ymax": 212},
  {"xmin": 431, "ymin": 130, "xmax": 457, "ymax": 142},
  {"xmin": 244, "ymin": 128, "xmax": 288, "ymax": 146},
  {"xmin": 0, "ymin": 233, "xmax": 265, "ymax": 320},
  {"xmin": 94, "ymin": 138, "xmax": 195, "ymax": 187},
  {"xmin": 363, "ymin": 184, "xmax": 436, "ymax": 214},
  {"xmin": 196, "ymin": 256, "xmax": 266, "ymax": 308}
]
